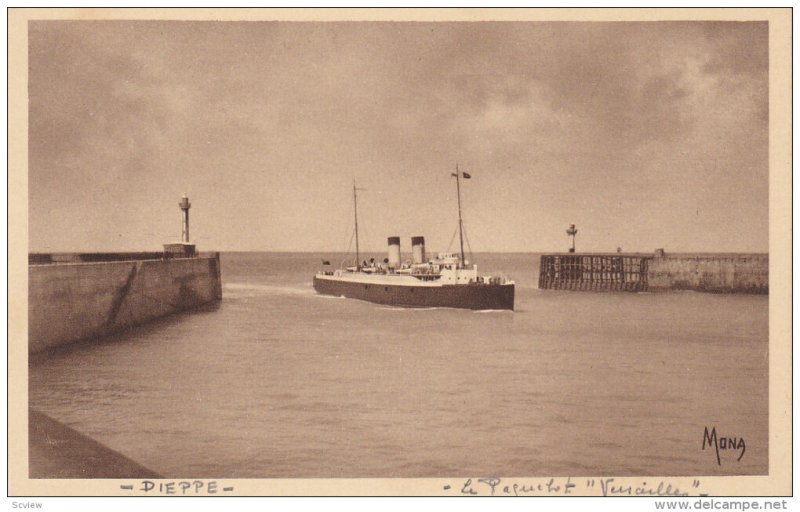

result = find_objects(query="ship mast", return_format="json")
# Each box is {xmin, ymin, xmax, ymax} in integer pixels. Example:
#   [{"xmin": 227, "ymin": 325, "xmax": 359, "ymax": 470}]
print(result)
[
  {"xmin": 353, "ymin": 179, "xmax": 360, "ymax": 270},
  {"xmin": 454, "ymin": 165, "xmax": 466, "ymax": 268}
]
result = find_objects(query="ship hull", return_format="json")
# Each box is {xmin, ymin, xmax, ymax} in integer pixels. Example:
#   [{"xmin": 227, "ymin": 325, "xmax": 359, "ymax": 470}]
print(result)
[{"xmin": 313, "ymin": 275, "xmax": 514, "ymax": 311}]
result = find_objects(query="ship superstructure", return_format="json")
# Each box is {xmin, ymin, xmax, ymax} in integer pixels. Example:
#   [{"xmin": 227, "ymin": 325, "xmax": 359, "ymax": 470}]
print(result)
[{"xmin": 313, "ymin": 170, "xmax": 515, "ymax": 310}]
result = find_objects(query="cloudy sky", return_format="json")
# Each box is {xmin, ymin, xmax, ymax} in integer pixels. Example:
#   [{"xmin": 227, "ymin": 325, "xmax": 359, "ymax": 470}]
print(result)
[{"xmin": 28, "ymin": 20, "xmax": 768, "ymax": 253}]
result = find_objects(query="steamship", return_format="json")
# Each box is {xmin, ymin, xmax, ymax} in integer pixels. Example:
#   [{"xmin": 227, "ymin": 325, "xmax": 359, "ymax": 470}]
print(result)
[{"xmin": 313, "ymin": 170, "xmax": 515, "ymax": 310}]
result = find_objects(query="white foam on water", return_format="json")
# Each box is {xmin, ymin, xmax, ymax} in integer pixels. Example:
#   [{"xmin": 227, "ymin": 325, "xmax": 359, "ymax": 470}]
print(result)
[
  {"xmin": 223, "ymin": 282, "xmax": 313, "ymax": 297},
  {"xmin": 311, "ymin": 294, "xmax": 347, "ymax": 300},
  {"xmin": 376, "ymin": 306, "xmax": 444, "ymax": 311}
]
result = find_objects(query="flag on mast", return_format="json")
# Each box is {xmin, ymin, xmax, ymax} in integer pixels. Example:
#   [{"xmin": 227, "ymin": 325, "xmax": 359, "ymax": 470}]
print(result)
[{"xmin": 451, "ymin": 172, "xmax": 472, "ymax": 179}]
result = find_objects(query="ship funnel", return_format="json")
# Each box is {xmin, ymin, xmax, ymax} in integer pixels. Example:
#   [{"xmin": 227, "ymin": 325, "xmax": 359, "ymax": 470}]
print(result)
[
  {"xmin": 411, "ymin": 236, "xmax": 426, "ymax": 264},
  {"xmin": 387, "ymin": 236, "xmax": 401, "ymax": 269}
]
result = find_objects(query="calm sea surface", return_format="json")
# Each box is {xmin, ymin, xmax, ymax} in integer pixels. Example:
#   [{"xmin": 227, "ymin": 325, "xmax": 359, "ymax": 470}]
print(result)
[{"xmin": 29, "ymin": 252, "xmax": 768, "ymax": 477}]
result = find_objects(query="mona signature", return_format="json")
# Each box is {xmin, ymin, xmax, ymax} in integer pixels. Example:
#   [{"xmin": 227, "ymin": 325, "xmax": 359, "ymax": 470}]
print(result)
[{"xmin": 702, "ymin": 426, "xmax": 745, "ymax": 465}]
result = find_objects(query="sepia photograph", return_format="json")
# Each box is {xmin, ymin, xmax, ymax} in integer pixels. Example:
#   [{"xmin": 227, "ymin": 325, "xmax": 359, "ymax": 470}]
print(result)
[{"xmin": 8, "ymin": 7, "xmax": 792, "ymax": 500}]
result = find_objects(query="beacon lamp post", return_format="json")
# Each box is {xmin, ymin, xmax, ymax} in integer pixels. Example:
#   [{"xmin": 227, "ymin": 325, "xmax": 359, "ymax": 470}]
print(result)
[
  {"xmin": 180, "ymin": 194, "xmax": 191, "ymax": 244},
  {"xmin": 164, "ymin": 194, "xmax": 195, "ymax": 258},
  {"xmin": 566, "ymin": 224, "xmax": 577, "ymax": 253}
]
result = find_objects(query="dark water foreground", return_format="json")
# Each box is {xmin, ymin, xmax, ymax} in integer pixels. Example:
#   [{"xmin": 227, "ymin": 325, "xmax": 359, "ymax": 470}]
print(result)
[{"xmin": 29, "ymin": 408, "xmax": 160, "ymax": 478}]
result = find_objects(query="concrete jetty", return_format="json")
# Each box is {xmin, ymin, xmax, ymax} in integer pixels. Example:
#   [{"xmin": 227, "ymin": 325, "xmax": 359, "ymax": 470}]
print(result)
[
  {"xmin": 647, "ymin": 252, "xmax": 768, "ymax": 293},
  {"xmin": 29, "ymin": 409, "xmax": 160, "ymax": 478},
  {"xmin": 539, "ymin": 251, "xmax": 768, "ymax": 294},
  {"xmin": 28, "ymin": 195, "xmax": 223, "ymax": 353},
  {"xmin": 28, "ymin": 251, "xmax": 222, "ymax": 353}
]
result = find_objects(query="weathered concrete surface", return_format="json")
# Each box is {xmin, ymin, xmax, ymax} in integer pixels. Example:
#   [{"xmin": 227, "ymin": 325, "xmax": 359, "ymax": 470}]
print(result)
[
  {"xmin": 537, "ymin": 252, "xmax": 768, "ymax": 294},
  {"xmin": 29, "ymin": 408, "xmax": 161, "ymax": 478},
  {"xmin": 647, "ymin": 253, "xmax": 768, "ymax": 294},
  {"xmin": 29, "ymin": 254, "xmax": 222, "ymax": 353}
]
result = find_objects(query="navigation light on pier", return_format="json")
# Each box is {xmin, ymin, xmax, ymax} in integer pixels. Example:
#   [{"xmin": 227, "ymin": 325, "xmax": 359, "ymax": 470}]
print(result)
[
  {"xmin": 566, "ymin": 224, "xmax": 578, "ymax": 253},
  {"xmin": 180, "ymin": 194, "xmax": 191, "ymax": 243}
]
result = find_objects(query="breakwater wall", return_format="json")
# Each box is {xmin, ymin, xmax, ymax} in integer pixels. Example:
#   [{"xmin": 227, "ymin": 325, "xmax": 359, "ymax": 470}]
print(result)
[
  {"xmin": 539, "ymin": 254, "xmax": 651, "ymax": 292},
  {"xmin": 647, "ymin": 253, "xmax": 768, "ymax": 294},
  {"xmin": 539, "ymin": 252, "xmax": 767, "ymax": 294},
  {"xmin": 29, "ymin": 252, "xmax": 222, "ymax": 354}
]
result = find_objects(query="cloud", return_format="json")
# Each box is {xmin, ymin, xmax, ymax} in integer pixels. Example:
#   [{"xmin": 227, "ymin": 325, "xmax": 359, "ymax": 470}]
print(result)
[{"xmin": 27, "ymin": 20, "xmax": 768, "ymax": 252}]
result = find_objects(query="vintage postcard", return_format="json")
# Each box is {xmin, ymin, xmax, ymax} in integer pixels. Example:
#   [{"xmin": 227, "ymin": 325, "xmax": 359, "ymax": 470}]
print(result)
[{"xmin": 7, "ymin": 7, "xmax": 792, "ymax": 500}]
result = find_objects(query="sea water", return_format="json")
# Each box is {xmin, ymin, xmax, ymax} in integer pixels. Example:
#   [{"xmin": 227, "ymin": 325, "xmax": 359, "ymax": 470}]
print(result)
[{"xmin": 28, "ymin": 253, "xmax": 768, "ymax": 477}]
